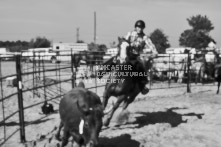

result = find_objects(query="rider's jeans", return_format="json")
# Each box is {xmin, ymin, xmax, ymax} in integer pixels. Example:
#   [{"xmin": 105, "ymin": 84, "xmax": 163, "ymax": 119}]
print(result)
[{"xmin": 136, "ymin": 57, "xmax": 148, "ymax": 86}]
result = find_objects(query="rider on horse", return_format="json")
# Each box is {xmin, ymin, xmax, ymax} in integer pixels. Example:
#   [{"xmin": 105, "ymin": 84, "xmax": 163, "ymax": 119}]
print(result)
[{"xmin": 100, "ymin": 20, "xmax": 158, "ymax": 95}]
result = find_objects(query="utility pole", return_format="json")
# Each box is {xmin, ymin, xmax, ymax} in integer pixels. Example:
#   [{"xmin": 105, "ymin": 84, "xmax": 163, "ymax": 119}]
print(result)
[
  {"xmin": 94, "ymin": 11, "xmax": 96, "ymax": 44},
  {"xmin": 76, "ymin": 27, "xmax": 79, "ymax": 43}
]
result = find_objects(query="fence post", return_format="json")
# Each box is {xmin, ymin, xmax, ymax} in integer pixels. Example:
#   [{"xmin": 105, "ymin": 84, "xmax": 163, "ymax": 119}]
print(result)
[
  {"xmin": 32, "ymin": 52, "xmax": 35, "ymax": 97},
  {"xmin": 168, "ymin": 54, "xmax": 171, "ymax": 88},
  {"xmin": 16, "ymin": 55, "xmax": 26, "ymax": 143},
  {"xmin": 187, "ymin": 51, "xmax": 191, "ymax": 93},
  {"xmin": 71, "ymin": 53, "xmax": 76, "ymax": 88},
  {"xmin": 0, "ymin": 57, "xmax": 6, "ymax": 141},
  {"xmin": 42, "ymin": 58, "xmax": 47, "ymax": 101}
]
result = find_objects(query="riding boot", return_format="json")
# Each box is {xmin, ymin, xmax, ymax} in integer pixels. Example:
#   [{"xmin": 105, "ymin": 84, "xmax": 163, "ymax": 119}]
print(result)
[
  {"xmin": 139, "ymin": 82, "xmax": 149, "ymax": 95},
  {"xmin": 135, "ymin": 58, "xmax": 149, "ymax": 95},
  {"xmin": 137, "ymin": 65, "xmax": 149, "ymax": 95}
]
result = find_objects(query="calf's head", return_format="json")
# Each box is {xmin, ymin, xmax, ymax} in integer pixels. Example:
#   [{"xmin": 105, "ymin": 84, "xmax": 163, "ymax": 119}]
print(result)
[{"xmin": 77, "ymin": 101, "xmax": 103, "ymax": 147}]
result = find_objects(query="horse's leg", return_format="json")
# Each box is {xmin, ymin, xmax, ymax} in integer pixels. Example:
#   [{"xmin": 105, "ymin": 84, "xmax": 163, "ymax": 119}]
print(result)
[
  {"xmin": 102, "ymin": 90, "xmax": 110, "ymax": 110},
  {"xmin": 217, "ymin": 80, "xmax": 220, "ymax": 94},
  {"xmin": 61, "ymin": 126, "xmax": 71, "ymax": 147},
  {"xmin": 103, "ymin": 95, "xmax": 126, "ymax": 127},
  {"xmin": 122, "ymin": 95, "xmax": 136, "ymax": 110},
  {"xmin": 202, "ymin": 71, "xmax": 206, "ymax": 84},
  {"xmin": 122, "ymin": 87, "xmax": 140, "ymax": 110},
  {"xmin": 195, "ymin": 71, "xmax": 198, "ymax": 84},
  {"xmin": 199, "ymin": 67, "xmax": 204, "ymax": 84},
  {"xmin": 150, "ymin": 69, "xmax": 153, "ymax": 86}
]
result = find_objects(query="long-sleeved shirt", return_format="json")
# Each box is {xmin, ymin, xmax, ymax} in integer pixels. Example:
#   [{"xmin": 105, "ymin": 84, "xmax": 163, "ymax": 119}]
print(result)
[{"xmin": 124, "ymin": 31, "xmax": 158, "ymax": 57}]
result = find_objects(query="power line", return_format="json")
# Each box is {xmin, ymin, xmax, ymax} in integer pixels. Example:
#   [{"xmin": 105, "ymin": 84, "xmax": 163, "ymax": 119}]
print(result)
[{"xmin": 94, "ymin": 11, "xmax": 96, "ymax": 44}]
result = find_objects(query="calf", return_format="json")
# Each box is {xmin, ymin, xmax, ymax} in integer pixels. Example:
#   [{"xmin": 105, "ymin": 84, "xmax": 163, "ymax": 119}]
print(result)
[{"xmin": 56, "ymin": 82, "xmax": 103, "ymax": 147}]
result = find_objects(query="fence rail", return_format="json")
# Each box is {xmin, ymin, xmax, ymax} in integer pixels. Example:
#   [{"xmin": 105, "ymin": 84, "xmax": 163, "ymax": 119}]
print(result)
[{"xmin": 0, "ymin": 51, "xmax": 217, "ymax": 145}]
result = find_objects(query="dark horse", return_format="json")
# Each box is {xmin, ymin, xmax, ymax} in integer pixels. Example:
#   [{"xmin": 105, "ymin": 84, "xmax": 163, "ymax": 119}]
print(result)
[
  {"xmin": 196, "ymin": 50, "xmax": 221, "ymax": 94},
  {"xmin": 99, "ymin": 37, "xmax": 152, "ymax": 126},
  {"xmin": 211, "ymin": 50, "xmax": 221, "ymax": 94},
  {"xmin": 191, "ymin": 52, "xmax": 214, "ymax": 84}
]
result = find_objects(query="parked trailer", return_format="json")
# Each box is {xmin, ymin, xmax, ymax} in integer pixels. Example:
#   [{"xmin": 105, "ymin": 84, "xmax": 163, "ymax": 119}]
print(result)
[
  {"xmin": 0, "ymin": 48, "xmax": 15, "ymax": 61},
  {"xmin": 22, "ymin": 48, "xmax": 57, "ymax": 63},
  {"xmin": 52, "ymin": 43, "xmax": 88, "ymax": 62}
]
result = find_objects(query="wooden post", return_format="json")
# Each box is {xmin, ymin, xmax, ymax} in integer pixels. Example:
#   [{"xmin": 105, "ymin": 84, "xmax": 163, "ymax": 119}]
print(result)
[
  {"xmin": 0, "ymin": 57, "xmax": 6, "ymax": 141},
  {"xmin": 42, "ymin": 58, "xmax": 47, "ymax": 101},
  {"xmin": 16, "ymin": 55, "xmax": 26, "ymax": 143},
  {"xmin": 187, "ymin": 51, "xmax": 191, "ymax": 93},
  {"xmin": 168, "ymin": 54, "xmax": 171, "ymax": 88},
  {"xmin": 71, "ymin": 51, "xmax": 76, "ymax": 88},
  {"xmin": 32, "ymin": 52, "xmax": 35, "ymax": 97}
]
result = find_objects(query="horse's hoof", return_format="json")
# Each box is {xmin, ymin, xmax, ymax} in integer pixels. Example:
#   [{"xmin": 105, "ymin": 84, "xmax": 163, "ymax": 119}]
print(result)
[
  {"xmin": 55, "ymin": 134, "xmax": 61, "ymax": 141},
  {"xmin": 141, "ymin": 87, "xmax": 149, "ymax": 95}
]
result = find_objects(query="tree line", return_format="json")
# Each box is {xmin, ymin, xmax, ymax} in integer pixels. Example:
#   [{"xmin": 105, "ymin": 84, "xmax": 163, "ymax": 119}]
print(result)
[
  {"xmin": 148, "ymin": 14, "xmax": 215, "ymax": 53},
  {"xmin": 0, "ymin": 37, "xmax": 51, "ymax": 52},
  {"xmin": 0, "ymin": 37, "xmax": 108, "ymax": 53},
  {"xmin": 0, "ymin": 14, "xmax": 216, "ymax": 54},
  {"xmin": 108, "ymin": 14, "xmax": 216, "ymax": 54}
]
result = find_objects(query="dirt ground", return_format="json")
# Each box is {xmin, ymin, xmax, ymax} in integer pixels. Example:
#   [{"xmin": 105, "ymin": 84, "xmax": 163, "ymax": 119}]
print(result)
[{"xmin": 1, "ymin": 82, "xmax": 221, "ymax": 147}]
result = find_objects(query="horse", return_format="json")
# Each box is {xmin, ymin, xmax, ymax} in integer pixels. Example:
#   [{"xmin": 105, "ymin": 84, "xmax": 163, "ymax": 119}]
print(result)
[
  {"xmin": 191, "ymin": 52, "xmax": 215, "ymax": 84},
  {"xmin": 193, "ymin": 50, "xmax": 221, "ymax": 94},
  {"xmin": 99, "ymin": 37, "xmax": 152, "ymax": 127},
  {"xmin": 211, "ymin": 50, "xmax": 221, "ymax": 94},
  {"xmin": 191, "ymin": 59, "xmax": 204, "ymax": 84}
]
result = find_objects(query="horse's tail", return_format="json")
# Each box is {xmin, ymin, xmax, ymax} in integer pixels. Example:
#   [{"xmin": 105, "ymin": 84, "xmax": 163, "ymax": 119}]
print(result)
[{"xmin": 97, "ymin": 56, "xmax": 117, "ymax": 79}]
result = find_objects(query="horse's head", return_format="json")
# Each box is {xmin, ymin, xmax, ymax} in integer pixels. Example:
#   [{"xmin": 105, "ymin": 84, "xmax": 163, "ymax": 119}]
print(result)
[
  {"xmin": 117, "ymin": 36, "xmax": 140, "ymax": 61},
  {"xmin": 117, "ymin": 37, "xmax": 126, "ymax": 48}
]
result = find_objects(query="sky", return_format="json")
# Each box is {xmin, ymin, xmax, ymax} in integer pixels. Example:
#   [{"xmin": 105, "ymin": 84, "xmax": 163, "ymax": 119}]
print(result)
[{"xmin": 0, "ymin": 0, "xmax": 220, "ymax": 48}]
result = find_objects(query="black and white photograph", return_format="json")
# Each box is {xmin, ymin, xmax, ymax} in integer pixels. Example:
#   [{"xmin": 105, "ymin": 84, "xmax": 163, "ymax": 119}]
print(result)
[{"xmin": 0, "ymin": 0, "xmax": 221, "ymax": 147}]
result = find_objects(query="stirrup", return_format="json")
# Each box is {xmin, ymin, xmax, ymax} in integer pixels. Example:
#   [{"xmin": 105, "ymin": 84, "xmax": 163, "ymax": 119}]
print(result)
[{"xmin": 113, "ymin": 57, "xmax": 117, "ymax": 63}]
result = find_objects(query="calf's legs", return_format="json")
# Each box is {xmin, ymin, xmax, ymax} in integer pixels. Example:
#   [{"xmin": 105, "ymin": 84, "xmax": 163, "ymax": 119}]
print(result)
[{"xmin": 55, "ymin": 121, "xmax": 64, "ymax": 141}]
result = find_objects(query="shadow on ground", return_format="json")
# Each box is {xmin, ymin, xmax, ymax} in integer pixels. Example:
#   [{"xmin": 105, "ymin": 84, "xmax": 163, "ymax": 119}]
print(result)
[
  {"xmin": 0, "ymin": 117, "xmax": 53, "ymax": 127},
  {"xmin": 132, "ymin": 107, "xmax": 204, "ymax": 128},
  {"xmin": 100, "ymin": 134, "xmax": 140, "ymax": 147}
]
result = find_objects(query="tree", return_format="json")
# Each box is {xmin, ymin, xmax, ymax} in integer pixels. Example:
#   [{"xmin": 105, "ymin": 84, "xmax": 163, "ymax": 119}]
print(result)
[
  {"xmin": 187, "ymin": 15, "xmax": 214, "ymax": 33},
  {"xmin": 179, "ymin": 14, "xmax": 215, "ymax": 49},
  {"xmin": 88, "ymin": 42, "xmax": 99, "ymax": 52},
  {"xmin": 0, "ymin": 40, "xmax": 29, "ymax": 52},
  {"xmin": 149, "ymin": 29, "xmax": 170, "ymax": 53},
  {"xmin": 29, "ymin": 36, "xmax": 51, "ymax": 48},
  {"xmin": 76, "ymin": 40, "xmax": 85, "ymax": 43},
  {"xmin": 98, "ymin": 44, "xmax": 107, "ymax": 53},
  {"xmin": 179, "ymin": 29, "xmax": 215, "ymax": 49}
]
